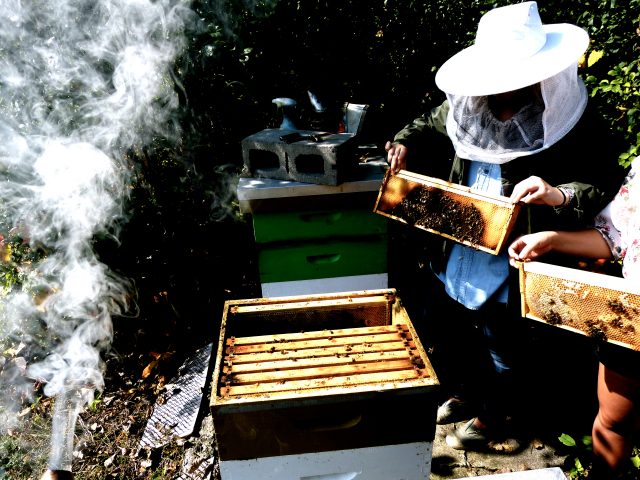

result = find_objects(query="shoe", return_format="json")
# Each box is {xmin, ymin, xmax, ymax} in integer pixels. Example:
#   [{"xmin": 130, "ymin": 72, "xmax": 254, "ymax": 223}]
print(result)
[
  {"xmin": 436, "ymin": 397, "xmax": 474, "ymax": 425},
  {"xmin": 445, "ymin": 418, "xmax": 490, "ymax": 451}
]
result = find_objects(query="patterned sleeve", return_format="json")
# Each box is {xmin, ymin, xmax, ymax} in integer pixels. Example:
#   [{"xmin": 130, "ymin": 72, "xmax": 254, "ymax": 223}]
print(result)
[
  {"xmin": 593, "ymin": 202, "xmax": 623, "ymax": 260},
  {"xmin": 593, "ymin": 157, "xmax": 639, "ymax": 263}
]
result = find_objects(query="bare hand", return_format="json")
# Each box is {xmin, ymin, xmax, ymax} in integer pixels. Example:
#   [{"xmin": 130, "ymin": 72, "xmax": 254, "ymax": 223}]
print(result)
[
  {"xmin": 507, "ymin": 231, "xmax": 556, "ymax": 266},
  {"xmin": 385, "ymin": 141, "xmax": 407, "ymax": 174},
  {"xmin": 510, "ymin": 176, "xmax": 564, "ymax": 206}
]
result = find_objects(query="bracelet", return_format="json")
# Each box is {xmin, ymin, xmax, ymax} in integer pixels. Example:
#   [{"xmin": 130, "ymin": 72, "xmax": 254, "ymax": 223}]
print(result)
[
  {"xmin": 558, "ymin": 187, "xmax": 567, "ymax": 207},
  {"xmin": 557, "ymin": 186, "xmax": 574, "ymax": 208}
]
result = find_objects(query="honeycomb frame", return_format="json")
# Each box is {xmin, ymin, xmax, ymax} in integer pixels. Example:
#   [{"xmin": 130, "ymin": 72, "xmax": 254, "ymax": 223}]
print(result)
[
  {"xmin": 519, "ymin": 261, "xmax": 640, "ymax": 350},
  {"xmin": 374, "ymin": 169, "xmax": 520, "ymax": 255}
]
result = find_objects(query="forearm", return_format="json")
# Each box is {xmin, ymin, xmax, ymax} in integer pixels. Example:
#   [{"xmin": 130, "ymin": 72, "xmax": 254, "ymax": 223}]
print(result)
[{"xmin": 548, "ymin": 229, "xmax": 613, "ymax": 259}]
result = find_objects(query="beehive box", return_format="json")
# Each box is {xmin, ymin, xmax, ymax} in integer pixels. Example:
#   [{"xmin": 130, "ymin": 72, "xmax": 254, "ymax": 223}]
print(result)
[
  {"xmin": 519, "ymin": 261, "xmax": 640, "ymax": 350},
  {"xmin": 374, "ymin": 169, "xmax": 520, "ymax": 255},
  {"xmin": 210, "ymin": 289, "xmax": 439, "ymax": 476},
  {"xmin": 257, "ymin": 237, "xmax": 388, "ymax": 284},
  {"xmin": 237, "ymin": 163, "xmax": 390, "ymax": 297}
]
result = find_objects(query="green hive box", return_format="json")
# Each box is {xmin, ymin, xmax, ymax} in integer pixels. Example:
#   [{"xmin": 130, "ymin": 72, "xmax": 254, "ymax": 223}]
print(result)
[
  {"xmin": 257, "ymin": 236, "xmax": 388, "ymax": 284},
  {"xmin": 237, "ymin": 162, "xmax": 390, "ymax": 296},
  {"xmin": 251, "ymin": 207, "xmax": 387, "ymax": 243}
]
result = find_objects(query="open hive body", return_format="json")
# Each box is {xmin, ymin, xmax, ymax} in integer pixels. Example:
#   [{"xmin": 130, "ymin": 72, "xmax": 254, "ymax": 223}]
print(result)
[
  {"xmin": 210, "ymin": 288, "xmax": 439, "ymax": 480},
  {"xmin": 519, "ymin": 261, "xmax": 640, "ymax": 350},
  {"xmin": 374, "ymin": 169, "xmax": 520, "ymax": 255}
]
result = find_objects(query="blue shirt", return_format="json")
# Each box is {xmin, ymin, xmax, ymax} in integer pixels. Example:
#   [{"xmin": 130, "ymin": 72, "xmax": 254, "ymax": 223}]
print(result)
[{"xmin": 437, "ymin": 161, "xmax": 509, "ymax": 309}]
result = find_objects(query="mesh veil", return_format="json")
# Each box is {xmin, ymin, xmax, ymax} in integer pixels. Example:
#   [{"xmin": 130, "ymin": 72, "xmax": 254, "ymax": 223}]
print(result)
[{"xmin": 445, "ymin": 63, "xmax": 587, "ymax": 164}]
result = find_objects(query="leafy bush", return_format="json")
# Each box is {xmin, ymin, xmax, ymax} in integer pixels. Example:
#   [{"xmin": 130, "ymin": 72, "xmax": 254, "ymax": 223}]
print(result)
[
  {"xmin": 559, "ymin": 432, "xmax": 640, "ymax": 479},
  {"xmin": 189, "ymin": 0, "xmax": 639, "ymax": 165}
]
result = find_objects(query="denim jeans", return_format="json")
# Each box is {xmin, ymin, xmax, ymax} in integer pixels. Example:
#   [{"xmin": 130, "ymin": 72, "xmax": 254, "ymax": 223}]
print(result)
[{"xmin": 415, "ymin": 274, "xmax": 525, "ymax": 424}]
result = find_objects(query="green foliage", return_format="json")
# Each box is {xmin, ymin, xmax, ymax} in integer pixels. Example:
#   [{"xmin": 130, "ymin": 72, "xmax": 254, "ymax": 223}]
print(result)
[
  {"xmin": 184, "ymin": 0, "xmax": 640, "ymax": 166},
  {"xmin": 87, "ymin": 392, "xmax": 102, "ymax": 412},
  {"xmin": 587, "ymin": 59, "xmax": 640, "ymax": 167},
  {"xmin": 0, "ymin": 228, "xmax": 47, "ymax": 336},
  {"xmin": 0, "ymin": 403, "xmax": 50, "ymax": 478},
  {"xmin": 572, "ymin": 0, "xmax": 640, "ymax": 167},
  {"xmin": 559, "ymin": 433, "xmax": 592, "ymax": 479},
  {"xmin": 559, "ymin": 433, "xmax": 640, "ymax": 479},
  {"xmin": 0, "ymin": 436, "xmax": 39, "ymax": 478}
]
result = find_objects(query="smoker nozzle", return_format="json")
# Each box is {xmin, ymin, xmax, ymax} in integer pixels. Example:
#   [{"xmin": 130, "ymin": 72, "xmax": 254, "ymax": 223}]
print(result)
[{"xmin": 41, "ymin": 470, "xmax": 74, "ymax": 480}]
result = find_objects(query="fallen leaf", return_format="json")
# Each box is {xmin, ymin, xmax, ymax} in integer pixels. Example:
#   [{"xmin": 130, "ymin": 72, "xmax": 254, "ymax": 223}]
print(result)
[
  {"xmin": 141, "ymin": 352, "xmax": 174, "ymax": 379},
  {"xmin": 17, "ymin": 407, "xmax": 31, "ymax": 418},
  {"xmin": 141, "ymin": 359, "xmax": 159, "ymax": 379},
  {"xmin": 104, "ymin": 454, "xmax": 116, "ymax": 467}
]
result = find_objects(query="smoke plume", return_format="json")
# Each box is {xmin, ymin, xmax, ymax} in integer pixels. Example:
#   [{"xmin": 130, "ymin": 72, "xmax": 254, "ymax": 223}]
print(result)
[{"xmin": 0, "ymin": 0, "xmax": 194, "ymax": 470}]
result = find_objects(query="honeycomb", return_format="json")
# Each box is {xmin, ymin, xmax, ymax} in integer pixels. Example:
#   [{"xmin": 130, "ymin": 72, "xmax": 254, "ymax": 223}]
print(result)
[
  {"xmin": 519, "ymin": 261, "xmax": 640, "ymax": 350},
  {"xmin": 374, "ymin": 169, "xmax": 519, "ymax": 255}
]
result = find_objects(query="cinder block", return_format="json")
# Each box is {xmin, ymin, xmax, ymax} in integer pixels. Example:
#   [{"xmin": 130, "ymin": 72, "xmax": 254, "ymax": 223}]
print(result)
[
  {"xmin": 241, "ymin": 129, "xmax": 358, "ymax": 185},
  {"xmin": 286, "ymin": 132, "xmax": 356, "ymax": 185},
  {"xmin": 241, "ymin": 128, "xmax": 290, "ymax": 181}
]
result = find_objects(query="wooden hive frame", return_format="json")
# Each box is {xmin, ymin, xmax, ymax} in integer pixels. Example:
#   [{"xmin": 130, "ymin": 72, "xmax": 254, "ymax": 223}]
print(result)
[
  {"xmin": 210, "ymin": 289, "xmax": 439, "ymax": 409},
  {"xmin": 518, "ymin": 261, "xmax": 640, "ymax": 350},
  {"xmin": 374, "ymin": 169, "xmax": 520, "ymax": 255},
  {"xmin": 220, "ymin": 323, "xmax": 428, "ymax": 399}
]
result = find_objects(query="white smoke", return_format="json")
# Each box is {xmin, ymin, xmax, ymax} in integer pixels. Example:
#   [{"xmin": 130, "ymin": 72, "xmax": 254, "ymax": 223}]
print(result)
[{"xmin": 0, "ymin": 0, "xmax": 195, "ymax": 471}]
